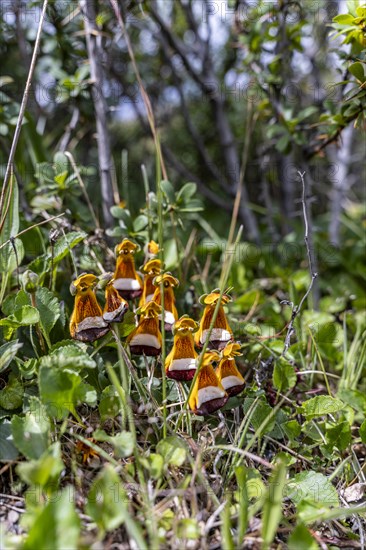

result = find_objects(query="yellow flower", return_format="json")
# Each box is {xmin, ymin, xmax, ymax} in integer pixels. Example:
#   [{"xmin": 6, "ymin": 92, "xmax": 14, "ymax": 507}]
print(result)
[
  {"xmin": 127, "ymin": 301, "xmax": 162, "ymax": 356},
  {"xmin": 101, "ymin": 274, "xmax": 129, "ymax": 323},
  {"xmin": 152, "ymin": 272, "xmax": 179, "ymax": 330},
  {"xmin": 76, "ymin": 438, "xmax": 99, "ymax": 464},
  {"xmin": 139, "ymin": 258, "xmax": 162, "ymax": 307},
  {"xmin": 113, "ymin": 238, "xmax": 143, "ymax": 300},
  {"xmin": 215, "ymin": 342, "xmax": 245, "ymax": 397},
  {"xmin": 188, "ymin": 352, "xmax": 228, "ymax": 415},
  {"xmin": 165, "ymin": 316, "xmax": 198, "ymax": 381},
  {"xmin": 144, "ymin": 239, "xmax": 160, "ymax": 260},
  {"xmin": 194, "ymin": 289, "xmax": 234, "ymax": 350},
  {"xmin": 69, "ymin": 274, "xmax": 109, "ymax": 343}
]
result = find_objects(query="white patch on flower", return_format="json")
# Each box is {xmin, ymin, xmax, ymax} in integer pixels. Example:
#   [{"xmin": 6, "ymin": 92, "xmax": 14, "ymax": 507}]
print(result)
[
  {"xmin": 77, "ymin": 316, "xmax": 107, "ymax": 332},
  {"xmin": 129, "ymin": 333, "xmax": 160, "ymax": 349},
  {"xmin": 200, "ymin": 328, "xmax": 231, "ymax": 343},
  {"xmin": 220, "ymin": 375, "xmax": 243, "ymax": 390},
  {"xmin": 114, "ymin": 278, "xmax": 141, "ymax": 290},
  {"xmin": 158, "ymin": 310, "xmax": 175, "ymax": 326},
  {"xmin": 197, "ymin": 386, "xmax": 226, "ymax": 408},
  {"xmin": 169, "ymin": 358, "xmax": 196, "ymax": 371},
  {"xmin": 103, "ymin": 302, "xmax": 126, "ymax": 321}
]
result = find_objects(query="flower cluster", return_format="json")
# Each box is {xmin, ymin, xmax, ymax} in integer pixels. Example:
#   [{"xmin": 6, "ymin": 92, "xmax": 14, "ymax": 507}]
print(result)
[{"xmin": 70, "ymin": 238, "xmax": 245, "ymax": 415}]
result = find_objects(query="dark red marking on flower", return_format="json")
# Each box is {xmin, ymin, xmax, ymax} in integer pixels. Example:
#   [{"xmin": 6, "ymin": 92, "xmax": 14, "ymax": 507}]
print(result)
[
  {"xmin": 193, "ymin": 395, "xmax": 228, "ymax": 416},
  {"xmin": 226, "ymin": 383, "xmax": 245, "ymax": 397},
  {"xmin": 129, "ymin": 345, "xmax": 161, "ymax": 356},
  {"xmin": 166, "ymin": 369, "xmax": 196, "ymax": 381}
]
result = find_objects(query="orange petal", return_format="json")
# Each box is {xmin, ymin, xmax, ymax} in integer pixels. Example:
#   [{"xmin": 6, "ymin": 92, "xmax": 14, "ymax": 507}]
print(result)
[
  {"xmin": 189, "ymin": 362, "xmax": 228, "ymax": 415},
  {"xmin": 103, "ymin": 284, "xmax": 129, "ymax": 323},
  {"xmin": 216, "ymin": 357, "xmax": 245, "ymax": 397}
]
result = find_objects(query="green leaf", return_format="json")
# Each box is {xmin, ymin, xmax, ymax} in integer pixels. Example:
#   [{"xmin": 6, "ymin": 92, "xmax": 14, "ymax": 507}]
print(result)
[
  {"xmin": 297, "ymin": 106, "xmax": 318, "ymax": 121},
  {"xmin": 359, "ymin": 419, "xmax": 366, "ymax": 443},
  {"xmin": 0, "ymin": 305, "xmax": 39, "ymax": 328},
  {"xmin": 0, "ymin": 376, "xmax": 24, "ymax": 410},
  {"xmin": 176, "ymin": 519, "xmax": 200, "ymax": 539},
  {"xmin": 337, "ymin": 388, "xmax": 366, "ymax": 414},
  {"xmin": 176, "ymin": 182, "xmax": 197, "ymax": 203},
  {"xmin": 133, "ymin": 214, "xmax": 148, "ymax": 232},
  {"xmin": 118, "ymin": 311, "xmax": 139, "ymax": 338},
  {"xmin": 235, "ymin": 466, "xmax": 249, "ymax": 541},
  {"xmin": 22, "ymin": 488, "xmax": 80, "ymax": 550},
  {"xmin": 17, "ymin": 442, "xmax": 64, "ymax": 489},
  {"xmin": 106, "ymin": 226, "xmax": 125, "ymax": 238},
  {"xmin": 298, "ymin": 501, "xmax": 366, "ymax": 524},
  {"xmin": 164, "ymin": 238, "xmax": 178, "ymax": 270},
  {"xmin": 245, "ymin": 468, "xmax": 265, "ymax": 502},
  {"xmin": 235, "ymin": 289, "xmax": 261, "ymax": 310},
  {"xmin": 77, "ymin": 382, "xmax": 97, "ymax": 407},
  {"xmin": 0, "ymin": 340, "xmax": 22, "ymax": 373},
  {"xmin": 301, "ymin": 396, "xmax": 344, "ymax": 419},
  {"xmin": 261, "ymin": 456, "xmax": 287, "ymax": 549},
  {"xmin": 0, "ymin": 178, "xmax": 23, "ymax": 275},
  {"xmin": 110, "ymin": 205, "xmax": 132, "ymax": 223},
  {"xmin": 12, "ymin": 288, "xmax": 60, "ymax": 345},
  {"xmin": 0, "ymin": 419, "xmax": 19, "ymax": 461},
  {"xmin": 243, "ymin": 398, "xmax": 276, "ymax": 433},
  {"xmin": 326, "ymin": 421, "xmax": 351, "ymax": 451},
  {"xmin": 99, "ymin": 385, "xmax": 120, "ymax": 421},
  {"xmin": 160, "ymin": 180, "xmax": 176, "ymax": 204},
  {"xmin": 33, "ymin": 287, "xmax": 61, "ymax": 343},
  {"xmin": 39, "ymin": 365, "xmax": 86, "ymax": 419},
  {"xmin": 147, "ymin": 453, "xmax": 164, "ymax": 480},
  {"xmin": 54, "ymin": 170, "xmax": 68, "ymax": 186},
  {"xmin": 156, "ymin": 436, "xmax": 188, "ymax": 467},
  {"xmin": 0, "ymin": 240, "xmax": 24, "ymax": 275},
  {"xmin": 94, "ymin": 429, "xmax": 134, "ymax": 458},
  {"xmin": 273, "ymin": 360, "xmax": 297, "ymax": 391},
  {"xmin": 283, "ymin": 420, "xmax": 301, "ymax": 440},
  {"xmin": 11, "ymin": 397, "xmax": 50, "ymax": 459},
  {"xmin": 276, "ymin": 134, "xmax": 291, "ymax": 153},
  {"xmin": 349, "ymin": 61, "xmax": 365, "ymax": 82},
  {"xmin": 333, "ymin": 13, "xmax": 355, "ymax": 25},
  {"xmin": 266, "ymin": 124, "xmax": 284, "ymax": 139},
  {"xmin": 53, "ymin": 151, "xmax": 69, "ymax": 169},
  {"xmin": 86, "ymin": 464, "xmax": 127, "ymax": 533},
  {"xmin": 288, "ymin": 524, "xmax": 319, "ymax": 549},
  {"xmin": 40, "ymin": 344, "xmax": 97, "ymax": 371},
  {"xmin": 49, "ymin": 231, "xmax": 87, "ymax": 263},
  {"xmin": 287, "ymin": 471, "xmax": 339, "ymax": 507}
]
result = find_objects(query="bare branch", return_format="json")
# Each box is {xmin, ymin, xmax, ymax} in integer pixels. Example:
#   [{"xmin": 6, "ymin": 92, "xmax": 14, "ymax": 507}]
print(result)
[
  {"xmin": 58, "ymin": 108, "xmax": 80, "ymax": 153},
  {"xmin": 280, "ymin": 171, "xmax": 318, "ymax": 359},
  {"xmin": 80, "ymin": 0, "xmax": 114, "ymax": 228}
]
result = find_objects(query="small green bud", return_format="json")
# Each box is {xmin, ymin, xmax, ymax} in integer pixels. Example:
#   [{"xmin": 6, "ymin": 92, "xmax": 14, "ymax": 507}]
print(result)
[
  {"xmin": 97, "ymin": 272, "xmax": 114, "ymax": 290},
  {"xmin": 22, "ymin": 270, "xmax": 39, "ymax": 293}
]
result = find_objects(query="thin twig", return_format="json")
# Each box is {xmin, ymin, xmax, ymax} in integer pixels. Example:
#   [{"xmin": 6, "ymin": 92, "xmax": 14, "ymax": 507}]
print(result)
[
  {"xmin": 0, "ymin": 0, "xmax": 49, "ymax": 223},
  {"xmin": 211, "ymin": 445, "xmax": 274, "ymax": 469},
  {"xmin": 0, "ymin": 213, "xmax": 65, "ymax": 252},
  {"xmin": 280, "ymin": 171, "xmax": 318, "ymax": 358},
  {"xmin": 65, "ymin": 151, "xmax": 100, "ymax": 229}
]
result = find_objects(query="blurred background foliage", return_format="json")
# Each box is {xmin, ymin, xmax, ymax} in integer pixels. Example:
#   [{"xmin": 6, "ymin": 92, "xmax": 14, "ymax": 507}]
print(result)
[{"xmin": 0, "ymin": 0, "xmax": 365, "ymax": 311}]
